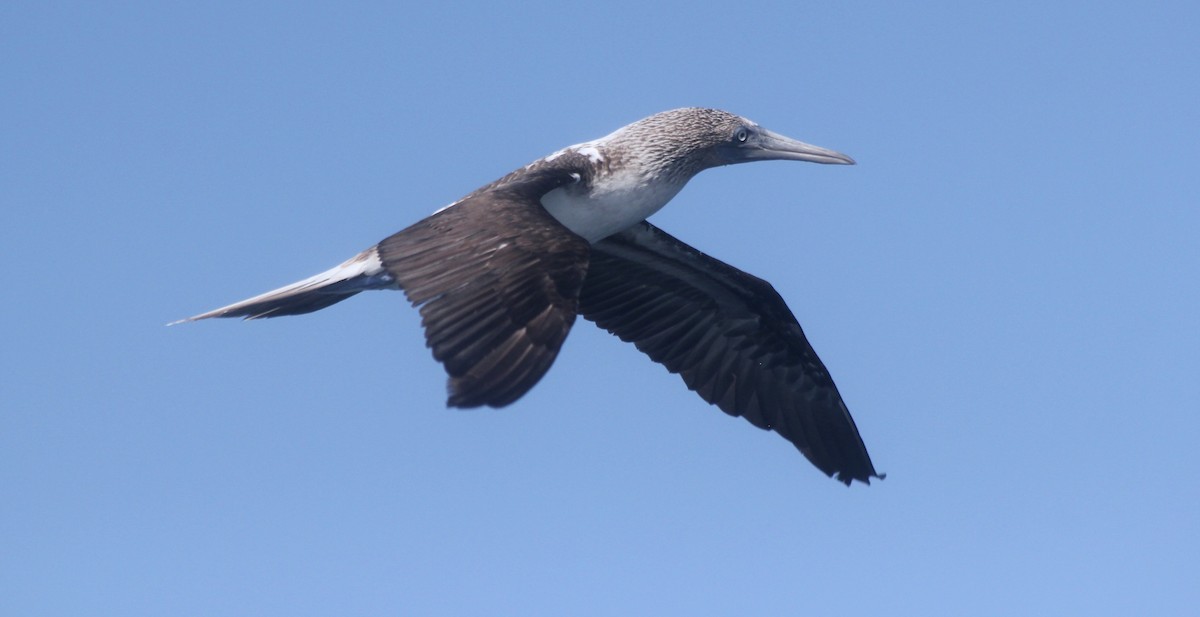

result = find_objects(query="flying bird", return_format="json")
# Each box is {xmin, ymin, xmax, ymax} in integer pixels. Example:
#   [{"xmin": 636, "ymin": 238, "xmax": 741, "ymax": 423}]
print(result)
[{"xmin": 177, "ymin": 108, "xmax": 881, "ymax": 485}]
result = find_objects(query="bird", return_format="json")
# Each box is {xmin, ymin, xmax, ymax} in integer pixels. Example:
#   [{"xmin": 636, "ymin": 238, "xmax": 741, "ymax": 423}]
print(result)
[{"xmin": 176, "ymin": 108, "xmax": 881, "ymax": 485}]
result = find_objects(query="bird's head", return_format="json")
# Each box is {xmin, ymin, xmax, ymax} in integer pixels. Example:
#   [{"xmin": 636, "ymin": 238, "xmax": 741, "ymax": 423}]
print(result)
[{"xmin": 609, "ymin": 108, "xmax": 854, "ymax": 180}]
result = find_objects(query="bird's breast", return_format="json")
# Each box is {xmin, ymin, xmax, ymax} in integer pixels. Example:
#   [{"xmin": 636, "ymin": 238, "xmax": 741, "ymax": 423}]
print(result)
[{"xmin": 540, "ymin": 173, "xmax": 686, "ymax": 243}]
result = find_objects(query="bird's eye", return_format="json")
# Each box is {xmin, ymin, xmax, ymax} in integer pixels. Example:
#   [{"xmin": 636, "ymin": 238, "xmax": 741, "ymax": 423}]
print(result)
[{"xmin": 735, "ymin": 127, "xmax": 750, "ymax": 143}]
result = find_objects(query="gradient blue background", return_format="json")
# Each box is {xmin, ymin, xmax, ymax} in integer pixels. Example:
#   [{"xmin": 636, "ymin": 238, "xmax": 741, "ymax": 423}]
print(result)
[{"xmin": 4, "ymin": 2, "xmax": 1197, "ymax": 615}]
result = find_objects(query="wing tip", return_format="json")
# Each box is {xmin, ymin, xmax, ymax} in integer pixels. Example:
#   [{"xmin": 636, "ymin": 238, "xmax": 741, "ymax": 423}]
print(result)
[{"xmin": 834, "ymin": 469, "xmax": 886, "ymax": 487}]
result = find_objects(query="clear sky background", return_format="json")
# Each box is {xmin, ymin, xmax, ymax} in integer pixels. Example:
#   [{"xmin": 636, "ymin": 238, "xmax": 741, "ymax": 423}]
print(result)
[{"xmin": 3, "ymin": 2, "xmax": 1198, "ymax": 615}]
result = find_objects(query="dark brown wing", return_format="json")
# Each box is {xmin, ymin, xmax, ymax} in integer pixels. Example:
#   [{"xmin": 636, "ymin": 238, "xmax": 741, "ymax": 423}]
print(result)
[
  {"xmin": 377, "ymin": 177, "xmax": 590, "ymax": 408},
  {"xmin": 580, "ymin": 222, "xmax": 879, "ymax": 485}
]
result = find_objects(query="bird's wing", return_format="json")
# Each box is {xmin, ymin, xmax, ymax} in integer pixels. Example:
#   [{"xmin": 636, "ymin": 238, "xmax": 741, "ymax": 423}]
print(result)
[
  {"xmin": 579, "ymin": 222, "xmax": 879, "ymax": 485},
  {"xmin": 376, "ymin": 175, "xmax": 591, "ymax": 408}
]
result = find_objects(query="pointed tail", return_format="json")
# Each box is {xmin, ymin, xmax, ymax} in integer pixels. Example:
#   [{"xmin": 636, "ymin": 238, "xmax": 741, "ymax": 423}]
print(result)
[{"xmin": 171, "ymin": 247, "xmax": 395, "ymax": 324}]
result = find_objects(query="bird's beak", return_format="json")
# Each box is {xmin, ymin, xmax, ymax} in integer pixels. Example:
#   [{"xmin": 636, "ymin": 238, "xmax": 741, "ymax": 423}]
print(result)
[{"xmin": 723, "ymin": 127, "xmax": 856, "ymax": 166}]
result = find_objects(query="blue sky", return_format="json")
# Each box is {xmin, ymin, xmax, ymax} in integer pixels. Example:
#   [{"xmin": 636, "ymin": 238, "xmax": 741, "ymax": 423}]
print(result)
[{"xmin": 3, "ymin": 2, "xmax": 1197, "ymax": 615}]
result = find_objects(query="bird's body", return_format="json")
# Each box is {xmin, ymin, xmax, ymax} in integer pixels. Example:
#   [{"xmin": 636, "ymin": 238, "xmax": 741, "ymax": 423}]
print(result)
[{"xmin": 178, "ymin": 108, "xmax": 881, "ymax": 485}]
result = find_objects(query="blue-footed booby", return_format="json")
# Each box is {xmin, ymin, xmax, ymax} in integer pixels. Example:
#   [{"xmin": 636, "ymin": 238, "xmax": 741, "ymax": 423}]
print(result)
[{"xmin": 178, "ymin": 108, "xmax": 881, "ymax": 485}]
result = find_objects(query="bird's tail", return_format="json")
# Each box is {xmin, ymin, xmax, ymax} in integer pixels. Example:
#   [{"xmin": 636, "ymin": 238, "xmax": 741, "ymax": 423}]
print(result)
[{"xmin": 171, "ymin": 247, "xmax": 396, "ymax": 324}]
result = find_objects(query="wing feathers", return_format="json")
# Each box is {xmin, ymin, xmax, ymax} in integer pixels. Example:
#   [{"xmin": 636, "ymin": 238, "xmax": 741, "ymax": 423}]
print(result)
[
  {"xmin": 376, "ymin": 185, "xmax": 589, "ymax": 409},
  {"xmin": 580, "ymin": 222, "xmax": 879, "ymax": 485}
]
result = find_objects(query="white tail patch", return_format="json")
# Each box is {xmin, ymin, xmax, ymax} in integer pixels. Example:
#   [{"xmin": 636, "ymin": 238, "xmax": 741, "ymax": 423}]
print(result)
[{"xmin": 171, "ymin": 248, "xmax": 391, "ymax": 323}]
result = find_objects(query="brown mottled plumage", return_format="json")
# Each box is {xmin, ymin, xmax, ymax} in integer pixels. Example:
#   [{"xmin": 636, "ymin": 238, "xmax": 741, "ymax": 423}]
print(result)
[{"xmin": 176, "ymin": 108, "xmax": 881, "ymax": 485}]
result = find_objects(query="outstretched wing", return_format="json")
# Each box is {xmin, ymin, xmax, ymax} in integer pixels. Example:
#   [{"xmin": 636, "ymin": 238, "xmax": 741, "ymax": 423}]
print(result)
[
  {"xmin": 377, "ymin": 177, "xmax": 590, "ymax": 408},
  {"xmin": 579, "ymin": 222, "xmax": 879, "ymax": 485}
]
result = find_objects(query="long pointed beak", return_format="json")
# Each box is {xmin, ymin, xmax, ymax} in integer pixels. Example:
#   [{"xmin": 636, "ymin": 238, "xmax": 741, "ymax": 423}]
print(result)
[
  {"xmin": 757, "ymin": 128, "xmax": 855, "ymax": 164},
  {"xmin": 725, "ymin": 127, "xmax": 856, "ymax": 165}
]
